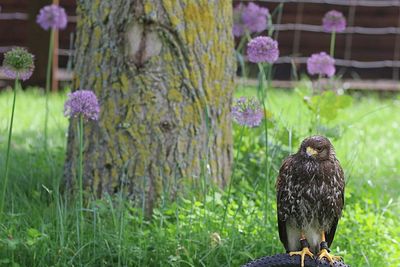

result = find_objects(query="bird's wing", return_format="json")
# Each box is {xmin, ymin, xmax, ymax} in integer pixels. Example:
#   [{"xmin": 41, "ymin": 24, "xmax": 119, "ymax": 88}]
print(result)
[
  {"xmin": 326, "ymin": 218, "xmax": 338, "ymax": 247},
  {"xmin": 277, "ymin": 217, "xmax": 289, "ymax": 252},
  {"xmin": 276, "ymin": 156, "xmax": 294, "ymax": 252},
  {"xmin": 326, "ymin": 161, "xmax": 345, "ymax": 247}
]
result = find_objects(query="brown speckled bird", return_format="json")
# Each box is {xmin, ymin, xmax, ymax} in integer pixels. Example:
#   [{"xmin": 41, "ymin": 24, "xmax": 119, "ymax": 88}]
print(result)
[{"xmin": 276, "ymin": 135, "xmax": 345, "ymax": 267}]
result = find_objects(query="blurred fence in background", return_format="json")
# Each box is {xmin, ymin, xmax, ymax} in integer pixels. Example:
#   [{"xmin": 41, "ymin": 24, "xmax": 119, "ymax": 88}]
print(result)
[
  {"xmin": 0, "ymin": 0, "xmax": 75, "ymax": 89},
  {"xmin": 242, "ymin": 0, "xmax": 400, "ymax": 82},
  {"xmin": 2, "ymin": 1, "xmax": 400, "ymax": 90}
]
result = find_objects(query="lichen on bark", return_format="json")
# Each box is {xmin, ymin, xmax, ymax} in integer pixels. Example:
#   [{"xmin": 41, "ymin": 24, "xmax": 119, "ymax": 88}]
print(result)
[{"xmin": 65, "ymin": 0, "xmax": 235, "ymax": 216}]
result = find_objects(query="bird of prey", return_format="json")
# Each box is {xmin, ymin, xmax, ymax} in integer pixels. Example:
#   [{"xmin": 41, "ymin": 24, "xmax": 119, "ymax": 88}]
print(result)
[{"xmin": 276, "ymin": 135, "xmax": 345, "ymax": 267}]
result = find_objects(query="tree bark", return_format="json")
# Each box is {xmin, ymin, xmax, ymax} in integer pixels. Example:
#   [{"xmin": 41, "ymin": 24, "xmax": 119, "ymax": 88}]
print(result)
[{"xmin": 64, "ymin": 0, "xmax": 235, "ymax": 215}]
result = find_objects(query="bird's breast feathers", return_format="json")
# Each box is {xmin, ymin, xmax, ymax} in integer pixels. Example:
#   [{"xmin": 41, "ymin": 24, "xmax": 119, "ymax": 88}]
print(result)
[{"xmin": 280, "ymin": 161, "xmax": 343, "ymax": 229}]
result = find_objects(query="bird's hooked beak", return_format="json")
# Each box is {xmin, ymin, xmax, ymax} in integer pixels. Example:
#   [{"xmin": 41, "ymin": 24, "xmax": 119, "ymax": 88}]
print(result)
[{"xmin": 306, "ymin": 146, "xmax": 318, "ymax": 157}]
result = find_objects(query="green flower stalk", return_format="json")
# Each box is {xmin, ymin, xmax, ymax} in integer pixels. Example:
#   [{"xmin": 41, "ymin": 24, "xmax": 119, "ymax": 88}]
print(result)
[
  {"xmin": 64, "ymin": 89, "xmax": 100, "ymax": 254},
  {"xmin": 36, "ymin": 4, "xmax": 68, "ymax": 150},
  {"xmin": 322, "ymin": 10, "xmax": 346, "ymax": 58},
  {"xmin": 44, "ymin": 30, "xmax": 55, "ymax": 150},
  {"xmin": 246, "ymin": 35, "xmax": 279, "ymax": 154},
  {"xmin": 77, "ymin": 115, "xmax": 84, "ymax": 244},
  {"xmin": 220, "ymin": 125, "xmax": 245, "ymax": 232},
  {"xmin": 330, "ymin": 31, "xmax": 336, "ymax": 58},
  {"xmin": 220, "ymin": 97, "xmax": 265, "ymax": 232},
  {"xmin": 246, "ymin": 35, "xmax": 279, "ymax": 222},
  {"xmin": 246, "ymin": 36, "xmax": 279, "ymax": 157},
  {"xmin": 0, "ymin": 48, "xmax": 34, "ymax": 216}
]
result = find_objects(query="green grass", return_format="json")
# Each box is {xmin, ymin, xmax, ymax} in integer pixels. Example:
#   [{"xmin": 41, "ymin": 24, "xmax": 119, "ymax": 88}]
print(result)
[{"xmin": 0, "ymin": 87, "xmax": 399, "ymax": 266}]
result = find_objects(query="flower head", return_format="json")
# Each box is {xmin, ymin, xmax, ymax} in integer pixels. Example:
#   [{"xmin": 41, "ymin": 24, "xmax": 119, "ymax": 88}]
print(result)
[
  {"xmin": 2, "ymin": 47, "xmax": 35, "ymax": 81},
  {"xmin": 232, "ymin": 97, "xmax": 263, "ymax": 127},
  {"xmin": 64, "ymin": 90, "xmax": 100, "ymax": 121},
  {"xmin": 307, "ymin": 52, "xmax": 336, "ymax": 77},
  {"xmin": 233, "ymin": 4, "xmax": 246, "ymax": 37},
  {"xmin": 247, "ymin": 36, "xmax": 279, "ymax": 63},
  {"xmin": 36, "ymin": 4, "xmax": 68, "ymax": 30},
  {"xmin": 322, "ymin": 10, "xmax": 346, "ymax": 33},
  {"xmin": 233, "ymin": 3, "xmax": 269, "ymax": 37}
]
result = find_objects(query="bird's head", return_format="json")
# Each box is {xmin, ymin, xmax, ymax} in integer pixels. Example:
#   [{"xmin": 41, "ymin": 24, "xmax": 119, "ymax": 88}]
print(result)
[{"xmin": 299, "ymin": 135, "xmax": 334, "ymax": 161}]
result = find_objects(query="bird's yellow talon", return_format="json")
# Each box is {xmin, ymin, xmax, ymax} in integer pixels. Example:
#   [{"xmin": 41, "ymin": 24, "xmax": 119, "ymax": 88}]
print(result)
[
  {"xmin": 318, "ymin": 248, "xmax": 341, "ymax": 265},
  {"xmin": 289, "ymin": 247, "xmax": 314, "ymax": 267}
]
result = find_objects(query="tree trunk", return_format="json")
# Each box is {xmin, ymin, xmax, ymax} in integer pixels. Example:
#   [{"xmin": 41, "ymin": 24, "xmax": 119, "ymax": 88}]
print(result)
[{"xmin": 64, "ymin": 0, "xmax": 235, "ymax": 215}]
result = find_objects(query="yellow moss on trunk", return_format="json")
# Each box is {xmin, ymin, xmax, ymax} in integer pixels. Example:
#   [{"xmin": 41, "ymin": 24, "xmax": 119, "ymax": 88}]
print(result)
[{"xmin": 65, "ymin": 0, "xmax": 235, "ymax": 216}]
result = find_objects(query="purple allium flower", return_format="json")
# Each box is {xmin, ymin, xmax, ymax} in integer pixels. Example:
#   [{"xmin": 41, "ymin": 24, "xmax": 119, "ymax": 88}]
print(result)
[
  {"xmin": 247, "ymin": 36, "xmax": 279, "ymax": 63},
  {"xmin": 64, "ymin": 90, "xmax": 100, "ymax": 121},
  {"xmin": 233, "ymin": 2, "xmax": 269, "ymax": 37},
  {"xmin": 36, "ymin": 4, "xmax": 68, "ymax": 30},
  {"xmin": 242, "ymin": 3, "xmax": 270, "ymax": 33},
  {"xmin": 3, "ymin": 67, "xmax": 33, "ymax": 81},
  {"xmin": 307, "ymin": 52, "xmax": 336, "ymax": 77},
  {"xmin": 232, "ymin": 97, "xmax": 264, "ymax": 127},
  {"xmin": 322, "ymin": 10, "xmax": 346, "ymax": 33},
  {"xmin": 2, "ymin": 47, "xmax": 35, "ymax": 81},
  {"xmin": 233, "ymin": 4, "xmax": 246, "ymax": 37}
]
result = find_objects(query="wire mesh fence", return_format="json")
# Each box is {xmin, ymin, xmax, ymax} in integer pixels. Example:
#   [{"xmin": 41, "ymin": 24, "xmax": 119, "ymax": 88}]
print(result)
[
  {"xmin": 235, "ymin": 0, "xmax": 400, "ymax": 83},
  {"xmin": 2, "ymin": 1, "xmax": 400, "ymax": 89}
]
